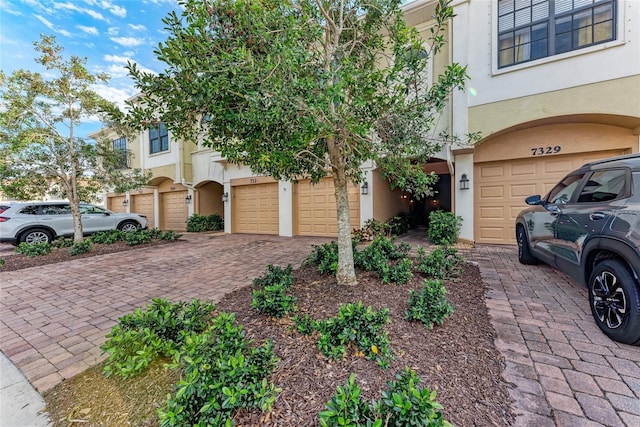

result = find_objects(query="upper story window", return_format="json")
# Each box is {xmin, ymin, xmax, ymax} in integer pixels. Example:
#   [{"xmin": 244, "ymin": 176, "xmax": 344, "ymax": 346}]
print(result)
[
  {"xmin": 112, "ymin": 137, "xmax": 128, "ymax": 169},
  {"xmin": 498, "ymin": 0, "xmax": 616, "ymax": 68},
  {"xmin": 149, "ymin": 123, "xmax": 169, "ymax": 154}
]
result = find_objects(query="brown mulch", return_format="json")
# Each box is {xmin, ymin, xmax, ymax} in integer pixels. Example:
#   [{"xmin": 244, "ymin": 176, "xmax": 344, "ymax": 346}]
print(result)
[{"xmin": 0, "ymin": 240, "xmax": 173, "ymax": 272}]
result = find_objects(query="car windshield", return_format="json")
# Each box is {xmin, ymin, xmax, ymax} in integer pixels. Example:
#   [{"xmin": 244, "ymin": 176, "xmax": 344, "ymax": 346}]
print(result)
[{"xmin": 546, "ymin": 174, "xmax": 585, "ymax": 204}]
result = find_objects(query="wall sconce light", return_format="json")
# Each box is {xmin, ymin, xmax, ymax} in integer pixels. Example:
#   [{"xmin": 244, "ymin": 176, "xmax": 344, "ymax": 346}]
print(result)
[
  {"xmin": 185, "ymin": 194, "xmax": 192, "ymax": 204},
  {"xmin": 122, "ymin": 199, "xmax": 129, "ymax": 207},
  {"xmin": 360, "ymin": 182, "xmax": 369, "ymax": 195},
  {"xmin": 460, "ymin": 174, "xmax": 470, "ymax": 190},
  {"xmin": 222, "ymin": 192, "xmax": 229, "ymax": 203}
]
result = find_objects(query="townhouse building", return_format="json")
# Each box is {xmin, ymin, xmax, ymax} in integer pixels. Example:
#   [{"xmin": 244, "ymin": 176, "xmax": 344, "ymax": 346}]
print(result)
[{"xmin": 98, "ymin": 0, "xmax": 640, "ymax": 242}]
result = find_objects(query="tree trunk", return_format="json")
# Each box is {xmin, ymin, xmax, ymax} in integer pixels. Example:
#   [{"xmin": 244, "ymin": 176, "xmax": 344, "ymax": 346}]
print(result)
[{"xmin": 70, "ymin": 199, "xmax": 84, "ymax": 243}]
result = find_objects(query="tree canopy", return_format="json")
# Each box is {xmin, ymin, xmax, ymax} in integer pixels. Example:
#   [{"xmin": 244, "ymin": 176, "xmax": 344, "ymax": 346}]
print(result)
[
  {"xmin": 0, "ymin": 35, "xmax": 150, "ymax": 241},
  {"xmin": 120, "ymin": 0, "xmax": 473, "ymax": 285}
]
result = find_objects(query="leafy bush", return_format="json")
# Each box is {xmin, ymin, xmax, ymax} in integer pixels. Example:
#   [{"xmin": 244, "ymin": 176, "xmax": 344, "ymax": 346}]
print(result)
[
  {"xmin": 427, "ymin": 210, "xmax": 462, "ymax": 245},
  {"xmin": 89, "ymin": 229, "xmax": 124, "ymax": 244},
  {"xmin": 405, "ymin": 279, "xmax": 455, "ymax": 329},
  {"xmin": 69, "ymin": 241, "xmax": 91, "ymax": 256},
  {"xmin": 355, "ymin": 236, "xmax": 413, "ymax": 285},
  {"xmin": 319, "ymin": 370, "xmax": 451, "ymax": 427},
  {"xmin": 102, "ymin": 298, "xmax": 216, "ymax": 378},
  {"xmin": 158, "ymin": 312, "xmax": 279, "ymax": 427},
  {"xmin": 304, "ymin": 241, "xmax": 340, "ymax": 274},
  {"xmin": 415, "ymin": 246, "xmax": 464, "ymax": 280},
  {"xmin": 380, "ymin": 257, "xmax": 414, "ymax": 285},
  {"xmin": 15, "ymin": 242, "xmax": 52, "ymax": 257},
  {"xmin": 296, "ymin": 301, "xmax": 392, "ymax": 368},
  {"xmin": 157, "ymin": 230, "xmax": 182, "ymax": 241},
  {"xmin": 121, "ymin": 228, "xmax": 153, "ymax": 246},
  {"xmin": 186, "ymin": 213, "xmax": 224, "ymax": 232},
  {"xmin": 353, "ymin": 216, "xmax": 412, "ymax": 242},
  {"xmin": 385, "ymin": 215, "xmax": 411, "ymax": 236},
  {"xmin": 0, "ymin": 258, "xmax": 4, "ymax": 267},
  {"xmin": 51, "ymin": 237, "xmax": 74, "ymax": 248},
  {"xmin": 251, "ymin": 264, "xmax": 296, "ymax": 317},
  {"xmin": 253, "ymin": 264, "xmax": 294, "ymax": 289}
]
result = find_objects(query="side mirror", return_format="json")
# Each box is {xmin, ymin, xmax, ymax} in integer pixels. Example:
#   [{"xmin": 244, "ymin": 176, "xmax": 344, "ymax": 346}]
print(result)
[{"xmin": 525, "ymin": 195, "xmax": 543, "ymax": 206}]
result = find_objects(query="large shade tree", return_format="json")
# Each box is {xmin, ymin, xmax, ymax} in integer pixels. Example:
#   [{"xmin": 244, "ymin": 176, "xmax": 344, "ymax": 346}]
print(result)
[
  {"xmin": 0, "ymin": 35, "xmax": 150, "ymax": 242},
  {"xmin": 121, "ymin": 0, "xmax": 474, "ymax": 285}
]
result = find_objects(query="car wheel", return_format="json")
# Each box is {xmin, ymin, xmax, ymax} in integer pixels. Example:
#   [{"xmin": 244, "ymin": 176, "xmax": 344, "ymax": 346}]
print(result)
[
  {"xmin": 589, "ymin": 259, "xmax": 640, "ymax": 345},
  {"xmin": 118, "ymin": 220, "xmax": 139, "ymax": 232},
  {"xmin": 516, "ymin": 226, "xmax": 539, "ymax": 265},
  {"xmin": 20, "ymin": 228, "xmax": 53, "ymax": 244}
]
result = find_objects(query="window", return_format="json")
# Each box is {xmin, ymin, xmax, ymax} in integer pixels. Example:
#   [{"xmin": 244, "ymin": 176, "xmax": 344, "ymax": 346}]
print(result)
[
  {"xmin": 577, "ymin": 169, "xmax": 626, "ymax": 202},
  {"xmin": 149, "ymin": 123, "xmax": 169, "ymax": 154},
  {"xmin": 547, "ymin": 173, "xmax": 585, "ymax": 204},
  {"xmin": 498, "ymin": 0, "xmax": 616, "ymax": 68},
  {"xmin": 112, "ymin": 137, "xmax": 128, "ymax": 169}
]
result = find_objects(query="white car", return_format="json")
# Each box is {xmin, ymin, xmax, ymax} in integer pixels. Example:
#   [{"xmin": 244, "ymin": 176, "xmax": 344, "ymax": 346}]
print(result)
[{"xmin": 0, "ymin": 201, "xmax": 148, "ymax": 245}]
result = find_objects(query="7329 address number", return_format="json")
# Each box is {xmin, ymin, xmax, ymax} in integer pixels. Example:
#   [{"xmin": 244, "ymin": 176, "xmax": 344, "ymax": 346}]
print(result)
[{"xmin": 531, "ymin": 146, "xmax": 561, "ymax": 156}]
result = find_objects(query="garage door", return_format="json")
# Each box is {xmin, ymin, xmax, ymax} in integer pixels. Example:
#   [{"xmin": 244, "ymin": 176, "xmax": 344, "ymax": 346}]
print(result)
[
  {"xmin": 296, "ymin": 178, "xmax": 360, "ymax": 237},
  {"xmin": 475, "ymin": 150, "xmax": 626, "ymax": 244},
  {"xmin": 131, "ymin": 193, "xmax": 155, "ymax": 229},
  {"xmin": 232, "ymin": 183, "xmax": 279, "ymax": 234},
  {"xmin": 160, "ymin": 191, "xmax": 188, "ymax": 231},
  {"xmin": 107, "ymin": 195, "xmax": 126, "ymax": 213}
]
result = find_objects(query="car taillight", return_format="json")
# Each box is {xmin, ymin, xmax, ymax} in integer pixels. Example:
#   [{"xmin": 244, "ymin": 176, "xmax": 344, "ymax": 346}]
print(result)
[{"xmin": 0, "ymin": 217, "xmax": 9, "ymax": 222}]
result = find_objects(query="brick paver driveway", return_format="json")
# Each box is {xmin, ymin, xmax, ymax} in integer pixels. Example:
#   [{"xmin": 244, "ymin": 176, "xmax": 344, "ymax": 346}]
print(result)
[{"xmin": 2, "ymin": 232, "xmax": 639, "ymax": 426}]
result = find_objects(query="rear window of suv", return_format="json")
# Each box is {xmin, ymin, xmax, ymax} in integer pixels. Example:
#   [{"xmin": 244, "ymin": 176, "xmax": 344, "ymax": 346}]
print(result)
[
  {"xmin": 19, "ymin": 205, "xmax": 41, "ymax": 215},
  {"xmin": 0, "ymin": 205, "xmax": 9, "ymax": 214}
]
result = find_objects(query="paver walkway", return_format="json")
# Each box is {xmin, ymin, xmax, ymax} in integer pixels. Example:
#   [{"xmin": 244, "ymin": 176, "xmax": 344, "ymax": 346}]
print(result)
[{"xmin": 1, "ymin": 232, "xmax": 639, "ymax": 426}]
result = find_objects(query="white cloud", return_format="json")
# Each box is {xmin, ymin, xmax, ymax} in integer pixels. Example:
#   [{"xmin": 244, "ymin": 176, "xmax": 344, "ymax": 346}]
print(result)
[
  {"xmin": 109, "ymin": 4, "xmax": 126, "ymax": 18},
  {"xmin": 57, "ymin": 28, "xmax": 72, "ymax": 37},
  {"xmin": 0, "ymin": 0, "xmax": 23, "ymax": 16},
  {"xmin": 107, "ymin": 26, "xmax": 119, "ymax": 36},
  {"xmin": 104, "ymin": 54, "xmax": 131, "ymax": 64},
  {"xmin": 77, "ymin": 25, "xmax": 99, "ymax": 35},
  {"xmin": 34, "ymin": 14, "xmax": 55, "ymax": 30},
  {"xmin": 110, "ymin": 36, "xmax": 144, "ymax": 47},
  {"xmin": 128, "ymin": 24, "xmax": 147, "ymax": 31},
  {"xmin": 54, "ymin": 2, "xmax": 107, "ymax": 22},
  {"xmin": 92, "ymin": 83, "xmax": 134, "ymax": 109}
]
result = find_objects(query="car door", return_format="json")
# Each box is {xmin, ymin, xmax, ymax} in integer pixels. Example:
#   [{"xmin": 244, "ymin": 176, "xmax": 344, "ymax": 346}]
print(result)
[
  {"xmin": 39, "ymin": 203, "xmax": 74, "ymax": 237},
  {"xmin": 80, "ymin": 204, "xmax": 116, "ymax": 233},
  {"xmin": 528, "ymin": 173, "xmax": 586, "ymax": 266},
  {"xmin": 554, "ymin": 168, "xmax": 628, "ymax": 273}
]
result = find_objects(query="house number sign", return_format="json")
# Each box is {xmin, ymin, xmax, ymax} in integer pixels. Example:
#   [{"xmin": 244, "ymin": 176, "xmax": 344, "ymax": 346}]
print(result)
[{"xmin": 531, "ymin": 146, "xmax": 561, "ymax": 156}]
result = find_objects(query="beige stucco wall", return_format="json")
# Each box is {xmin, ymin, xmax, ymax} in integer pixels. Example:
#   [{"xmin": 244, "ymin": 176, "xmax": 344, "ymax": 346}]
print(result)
[{"xmin": 372, "ymin": 169, "xmax": 410, "ymax": 222}]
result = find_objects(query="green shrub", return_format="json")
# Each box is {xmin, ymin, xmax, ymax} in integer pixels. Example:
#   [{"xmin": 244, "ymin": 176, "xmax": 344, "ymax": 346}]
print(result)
[
  {"xmin": 102, "ymin": 298, "xmax": 216, "ymax": 378},
  {"xmin": 353, "ymin": 216, "xmax": 412, "ymax": 242},
  {"xmin": 15, "ymin": 242, "xmax": 52, "ymax": 257},
  {"xmin": 405, "ymin": 279, "xmax": 455, "ymax": 329},
  {"xmin": 319, "ymin": 370, "xmax": 451, "ymax": 427},
  {"xmin": 0, "ymin": 258, "xmax": 5, "ymax": 267},
  {"xmin": 305, "ymin": 241, "xmax": 340, "ymax": 275},
  {"xmin": 252, "ymin": 285, "xmax": 297, "ymax": 318},
  {"xmin": 158, "ymin": 312, "xmax": 279, "ymax": 427},
  {"xmin": 158, "ymin": 230, "xmax": 182, "ymax": 241},
  {"xmin": 69, "ymin": 241, "xmax": 91, "ymax": 256},
  {"xmin": 385, "ymin": 215, "xmax": 411, "ymax": 236},
  {"xmin": 297, "ymin": 301, "xmax": 392, "ymax": 368},
  {"xmin": 51, "ymin": 237, "xmax": 74, "ymax": 248},
  {"xmin": 355, "ymin": 236, "xmax": 413, "ymax": 285},
  {"xmin": 415, "ymin": 246, "xmax": 464, "ymax": 280},
  {"xmin": 121, "ymin": 228, "xmax": 153, "ymax": 246},
  {"xmin": 253, "ymin": 264, "xmax": 294, "ymax": 289},
  {"xmin": 427, "ymin": 210, "xmax": 462, "ymax": 245},
  {"xmin": 186, "ymin": 213, "xmax": 224, "ymax": 232},
  {"xmin": 89, "ymin": 229, "xmax": 124, "ymax": 244},
  {"xmin": 380, "ymin": 257, "xmax": 414, "ymax": 285}
]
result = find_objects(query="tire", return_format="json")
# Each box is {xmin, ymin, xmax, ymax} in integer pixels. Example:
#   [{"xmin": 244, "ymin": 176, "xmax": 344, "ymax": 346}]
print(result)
[
  {"xmin": 588, "ymin": 259, "xmax": 640, "ymax": 345},
  {"xmin": 516, "ymin": 225, "xmax": 539, "ymax": 265},
  {"xmin": 118, "ymin": 220, "xmax": 139, "ymax": 232},
  {"xmin": 19, "ymin": 228, "xmax": 53, "ymax": 244}
]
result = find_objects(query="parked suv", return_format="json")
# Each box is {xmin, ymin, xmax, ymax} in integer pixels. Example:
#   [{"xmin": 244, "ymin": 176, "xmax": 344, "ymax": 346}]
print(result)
[
  {"xmin": 515, "ymin": 153, "xmax": 640, "ymax": 345},
  {"xmin": 0, "ymin": 201, "xmax": 148, "ymax": 245}
]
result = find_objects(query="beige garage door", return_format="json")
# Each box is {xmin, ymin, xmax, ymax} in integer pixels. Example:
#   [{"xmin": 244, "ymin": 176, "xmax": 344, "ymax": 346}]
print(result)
[
  {"xmin": 295, "ymin": 178, "xmax": 360, "ymax": 237},
  {"xmin": 107, "ymin": 195, "xmax": 126, "ymax": 213},
  {"xmin": 232, "ymin": 183, "xmax": 279, "ymax": 234},
  {"xmin": 160, "ymin": 191, "xmax": 188, "ymax": 231},
  {"xmin": 475, "ymin": 150, "xmax": 626, "ymax": 244},
  {"xmin": 131, "ymin": 193, "xmax": 155, "ymax": 229}
]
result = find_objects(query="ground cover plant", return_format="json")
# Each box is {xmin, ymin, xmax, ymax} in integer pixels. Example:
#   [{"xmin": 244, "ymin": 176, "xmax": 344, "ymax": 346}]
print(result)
[
  {"xmin": 186, "ymin": 213, "xmax": 224, "ymax": 232},
  {"xmin": 40, "ymin": 239, "xmax": 514, "ymax": 426}
]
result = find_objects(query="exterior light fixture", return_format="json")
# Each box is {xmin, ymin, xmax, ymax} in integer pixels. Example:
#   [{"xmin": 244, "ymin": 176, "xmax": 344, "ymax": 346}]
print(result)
[
  {"xmin": 222, "ymin": 192, "xmax": 229, "ymax": 202},
  {"xmin": 122, "ymin": 199, "xmax": 129, "ymax": 207},
  {"xmin": 185, "ymin": 194, "xmax": 192, "ymax": 204},
  {"xmin": 460, "ymin": 174, "xmax": 470, "ymax": 190},
  {"xmin": 360, "ymin": 182, "xmax": 369, "ymax": 195}
]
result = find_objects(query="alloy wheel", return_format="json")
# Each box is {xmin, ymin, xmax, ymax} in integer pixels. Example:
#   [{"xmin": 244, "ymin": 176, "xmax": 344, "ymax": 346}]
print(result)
[{"xmin": 591, "ymin": 270, "xmax": 628, "ymax": 329}]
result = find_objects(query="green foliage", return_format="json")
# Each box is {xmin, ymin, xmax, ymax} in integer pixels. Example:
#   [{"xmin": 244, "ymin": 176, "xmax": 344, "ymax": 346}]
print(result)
[
  {"xmin": 51, "ymin": 238, "xmax": 74, "ymax": 248},
  {"xmin": 15, "ymin": 242, "xmax": 52, "ymax": 257},
  {"xmin": 380, "ymin": 257, "xmax": 414, "ymax": 285},
  {"xmin": 305, "ymin": 242, "xmax": 340, "ymax": 275},
  {"xmin": 89, "ymin": 229, "xmax": 125, "ymax": 244},
  {"xmin": 121, "ymin": 228, "xmax": 153, "ymax": 246},
  {"xmin": 415, "ymin": 246, "xmax": 464, "ymax": 280},
  {"xmin": 186, "ymin": 213, "xmax": 224, "ymax": 232},
  {"xmin": 353, "ymin": 216, "xmax": 412, "ymax": 242},
  {"xmin": 251, "ymin": 264, "xmax": 296, "ymax": 317},
  {"xmin": 405, "ymin": 279, "xmax": 455, "ymax": 329},
  {"xmin": 297, "ymin": 301, "xmax": 392, "ymax": 369},
  {"xmin": 252, "ymin": 264, "xmax": 294, "ymax": 289},
  {"xmin": 0, "ymin": 258, "xmax": 4, "ymax": 267},
  {"xmin": 355, "ymin": 236, "xmax": 413, "ymax": 285},
  {"xmin": 158, "ymin": 312, "xmax": 279, "ymax": 427},
  {"xmin": 427, "ymin": 211, "xmax": 462, "ymax": 245},
  {"xmin": 69, "ymin": 240, "xmax": 91, "ymax": 256},
  {"xmin": 157, "ymin": 230, "xmax": 182, "ymax": 241},
  {"xmin": 101, "ymin": 298, "xmax": 216, "ymax": 378},
  {"xmin": 319, "ymin": 370, "xmax": 451, "ymax": 427}
]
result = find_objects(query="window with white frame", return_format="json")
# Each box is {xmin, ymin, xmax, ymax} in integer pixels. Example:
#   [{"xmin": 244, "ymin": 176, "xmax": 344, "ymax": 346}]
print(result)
[
  {"xmin": 149, "ymin": 123, "xmax": 169, "ymax": 154},
  {"xmin": 498, "ymin": 0, "xmax": 616, "ymax": 68},
  {"xmin": 112, "ymin": 137, "xmax": 128, "ymax": 169}
]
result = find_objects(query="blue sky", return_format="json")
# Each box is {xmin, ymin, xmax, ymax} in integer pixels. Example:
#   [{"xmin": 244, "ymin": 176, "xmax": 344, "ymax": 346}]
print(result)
[{"xmin": 0, "ymin": 0, "xmax": 182, "ymax": 136}]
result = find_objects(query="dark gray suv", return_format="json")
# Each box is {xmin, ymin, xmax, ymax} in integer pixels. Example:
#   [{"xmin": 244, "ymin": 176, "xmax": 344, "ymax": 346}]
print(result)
[{"xmin": 515, "ymin": 153, "xmax": 640, "ymax": 345}]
